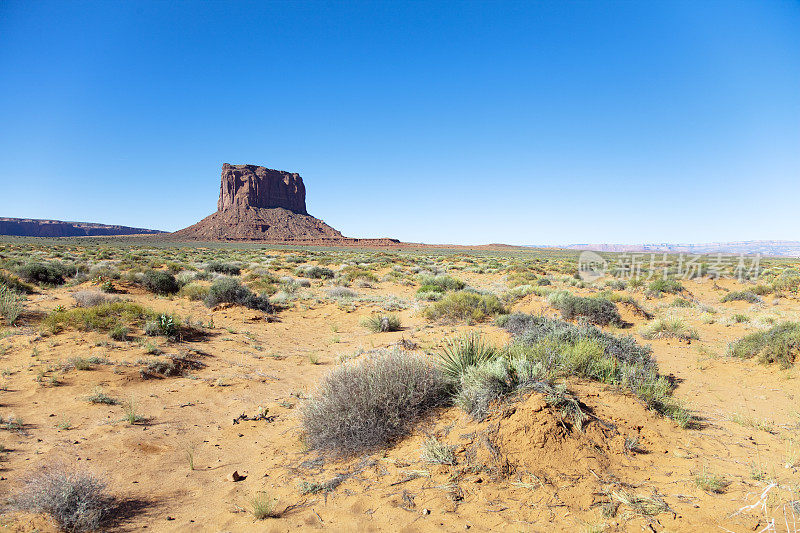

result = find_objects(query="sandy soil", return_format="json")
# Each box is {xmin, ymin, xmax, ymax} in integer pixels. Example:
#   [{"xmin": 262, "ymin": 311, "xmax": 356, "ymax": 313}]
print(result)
[{"xmin": 1, "ymin": 260, "xmax": 799, "ymax": 532}]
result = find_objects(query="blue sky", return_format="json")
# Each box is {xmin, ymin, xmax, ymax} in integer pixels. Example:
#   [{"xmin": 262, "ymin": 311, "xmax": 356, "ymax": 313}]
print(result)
[{"xmin": 1, "ymin": 1, "xmax": 798, "ymax": 245}]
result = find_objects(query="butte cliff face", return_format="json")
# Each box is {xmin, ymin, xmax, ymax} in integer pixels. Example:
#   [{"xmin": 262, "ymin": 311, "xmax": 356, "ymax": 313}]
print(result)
[
  {"xmin": 173, "ymin": 164, "xmax": 347, "ymax": 242},
  {"xmin": 217, "ymin": 164, "xmax": 308, "ymax": 214}
]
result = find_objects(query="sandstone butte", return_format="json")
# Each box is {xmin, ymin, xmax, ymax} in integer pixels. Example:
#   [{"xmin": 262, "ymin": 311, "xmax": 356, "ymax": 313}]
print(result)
[{"xmin": 172, "ymin": 163, "xmax": 400, "ymax": 245}]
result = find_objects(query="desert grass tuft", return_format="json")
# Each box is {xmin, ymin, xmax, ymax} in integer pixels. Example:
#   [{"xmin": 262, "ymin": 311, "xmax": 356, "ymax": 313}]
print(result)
[
  {"xmin": 420, "ymin": 437, "xmax": 456, "ymax": 465},
  {"xmin": 640, "ymin": 316, "xmax": 698, "ymax": 341}
]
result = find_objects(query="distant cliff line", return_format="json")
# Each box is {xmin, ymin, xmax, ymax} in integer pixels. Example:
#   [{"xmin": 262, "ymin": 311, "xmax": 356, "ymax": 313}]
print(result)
[{"xmin": 0, "ymin": 217, "xmax": 165, "ymax": 238}]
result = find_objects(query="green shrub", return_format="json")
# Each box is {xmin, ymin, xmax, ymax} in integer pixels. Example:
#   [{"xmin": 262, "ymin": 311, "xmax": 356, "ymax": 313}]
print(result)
[
  {"xmin": 361, "ymin": 314, "xmax": 402, "ymax": 333},
  {"xmin": 0, "ymin": 285, "xmax": 24, "ymax": 326},
  {"xmin": 301, "ymin": 350, "xmax": 447, "ymax": 453},
  {"xmin": 727, "ymin": 322, "xmax": 800, "ymax": 368},
  {"xmin": 501, "ymin": 314, "xmax": 690, "ymax": 426},
  {"xmin": 204, "ymin": 277, "xmax": 271, "ymax": 311},
  {"xmin": 417, "ymin": 275, "xmax": 465, "ymax": 292},
  {"xmin": 206, "ymin": 261, "xmax": 241, "ymax": 276},
  {"xmin": 721, "ymin": 291, "xmax": 762, "ymax": 304},
  {"xmin": 109, "ymin": 324, "xmax": 128, "ymax": 341},
  {"xmin": 750, "ymin": 284, "xmax": 773, "ymax": 296},
  {"xmin": 423, "ymin": 291, "xmax": 506, "ymax": 323},
  {"xmin": 43, "ymin": 301, "xmax": 158, "ymax": 334},
  {"xmin": 16, "ymin": 262, "xmax": 68, "ymax": 285},
  {"xmin": 296, "ymin": 266, "xmax": 334, "ymax": 279},
  {"xmin": 547, "ymin": 291, "xmax": 622, "ymax": 326},
  {"xmin": 179, "ymin": 282, "xmax": 209, "ymax": 301},
  {"xmin": 141, "ymin": 270, "xmax": 179, "ymax": 295},
  {"xmin": 0, "ymin": 271, "xmax": 35, "ymax": 294},
  {"xmin": 671, "ymin": 297, "xmax": 693, "ymax": 308},
  {"xmin": 773, "ymin": 270, "xmax": 800, "ymax": 293},
  {"xmin": 455, "ymin": 358, "xmax": 517, "ymax": 419},
  {"xmin": 416, "ymin": 289, "xmax": 443, "ymax": 301},
  {"xmin": 647, "ymin": 279, "xmax": 684, "ymax": 297}
]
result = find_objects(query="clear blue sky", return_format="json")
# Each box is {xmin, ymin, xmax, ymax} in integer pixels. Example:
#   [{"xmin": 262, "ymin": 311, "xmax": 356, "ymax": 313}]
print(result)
[{"xmin": 1, "ymin": 1, "xmax": 798, "ymax": 245}]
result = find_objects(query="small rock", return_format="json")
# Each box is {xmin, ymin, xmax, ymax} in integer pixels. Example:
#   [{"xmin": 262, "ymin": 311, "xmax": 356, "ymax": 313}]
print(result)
[
  {"xmin": 227, "ymin": 470, "xmax": 246, "ymax": 482},
  {"xmin": 422, "ymin": 508, "xmax": 431, "ymax": 515}
]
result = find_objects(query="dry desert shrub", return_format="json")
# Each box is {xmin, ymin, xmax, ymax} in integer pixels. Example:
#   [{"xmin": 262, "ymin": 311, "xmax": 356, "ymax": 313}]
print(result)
[
  {"xmin": 302, "ymin": 349, "xmax": 448, "ymax": 454},
  {"xmin": 72, "ymin": 290, "xmax": 113, "ymax": 308},
  {"xmin": 0, "ymin": 271, "xmax": 35, "ymax": 294},
  {"xmin": 15, "ymin": 468, "xmax": 112, "ymax": 532}
]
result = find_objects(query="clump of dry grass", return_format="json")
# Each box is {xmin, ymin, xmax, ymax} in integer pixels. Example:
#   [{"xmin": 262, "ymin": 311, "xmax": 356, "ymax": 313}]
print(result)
[
  {"xmin": 640, "ymin": 316, "xmax": 698, "ymax": 341},
  {"xmin": 249, "ymin": 492, "xmax": 278, "ymax": 519},
  {"xmin": 420, "ymin": 437, "xmax": 456, "ymax": 465},
  {"xmin": 695, "ymin": 470, "xmax": 729, "ymax": 493}
]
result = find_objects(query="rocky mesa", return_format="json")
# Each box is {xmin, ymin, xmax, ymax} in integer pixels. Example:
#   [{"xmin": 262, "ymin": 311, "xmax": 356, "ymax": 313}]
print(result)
[
  {"xmin": 173, "ymin": 163, "xmax": 399, "ymax": 244},
  {"xmin": 0, "ymin": 217, "xmax": 164, "ymax": 237}
]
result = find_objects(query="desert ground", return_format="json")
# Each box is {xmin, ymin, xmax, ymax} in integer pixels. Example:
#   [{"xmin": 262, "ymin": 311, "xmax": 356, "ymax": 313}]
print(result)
[{"xmin": 0, "ymin": 237, "xmax": 799, "ymax": 532}]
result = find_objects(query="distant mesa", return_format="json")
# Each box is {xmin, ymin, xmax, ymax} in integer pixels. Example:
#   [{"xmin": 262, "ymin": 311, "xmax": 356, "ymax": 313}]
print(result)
[
  {"xmin": 0, "ymin": 217, "xmax": 164, "ymax": 238},
  {"xmin": 173, "ymin": 163, "xmax": 399, "ymax": 244}
]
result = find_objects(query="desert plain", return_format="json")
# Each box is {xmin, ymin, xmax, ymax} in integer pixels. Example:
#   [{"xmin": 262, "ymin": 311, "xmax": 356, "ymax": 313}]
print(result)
[{"xmin": 0, "ymin": 237, "xmax": 799, "ymax": 532}]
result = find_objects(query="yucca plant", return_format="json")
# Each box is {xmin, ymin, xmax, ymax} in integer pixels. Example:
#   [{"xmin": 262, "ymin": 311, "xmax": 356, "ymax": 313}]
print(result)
[
  {"xmin": 361, "ymin": 314, "xmax": 401, "ymax": 333},
  {"xmin": 437, "ymin": 333, "xmax": 499, "ymax": 380}
]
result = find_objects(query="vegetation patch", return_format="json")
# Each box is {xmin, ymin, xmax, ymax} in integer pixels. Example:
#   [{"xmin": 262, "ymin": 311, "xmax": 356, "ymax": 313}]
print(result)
[
  {"xmin": 727, "ymin": 321, "xmax": 800, "ymax": 368},
  {"xmin": 499, "ymin": 314, "xmax": 691, "ymax": 426},
  {"xmin": 423, "ymin": 291, "xmax": 505, "ymax": 323},
  {"xmin": 0, "ymin": 270, "xmax": 35, "ymax": 293},
  {"xmin": 647, "ymin": 278, "xmax": 684, "ymax": 297},
  {"xmin": 140, "ymin": 270, "xmax": 179, "ymax": 295},
  {"xmin": 640, "ymin": 317, "xmax": 699, "ymax": 341},
  {"xmin": 721, "ymin": 290, "xmax": 762, "ymax": 304},
  {"xmin": 43, "ymin": 301, "xmax": 160, "ymax": 335},
  {"xmin": 15, "ymin": 468, "xmax": 112, "ymax": 532},
  {"xmin": 0, "ymin": 285, "xmax": 25, "ymax": 326},
  {"xmin": 16, "ymin": 262, "xmax": 73, "ymax": 286},
  {"xmin": 203, "ymin": 277, "xmax": 272, "ymax": 311},
  {"xmin": 301, "ymin": 350, "xmax": 448, "ymax": 454},
  {"xmin": 361, "ymin": 314, "xmax": 402, "ymax": 333},
  {"xmin": 547, "ymin": 290, "xmax": 623, "ymax": 326},
  {"xmin": 205, "ymin": 261, "xmax": 241, "ymax": 276}
]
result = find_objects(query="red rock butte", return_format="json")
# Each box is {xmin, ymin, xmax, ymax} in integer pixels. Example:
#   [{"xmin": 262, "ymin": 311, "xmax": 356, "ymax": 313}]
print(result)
[{"xmin": 173, "ymin": 163, "xmax": 399, "ymax": 244}]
